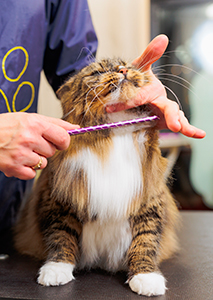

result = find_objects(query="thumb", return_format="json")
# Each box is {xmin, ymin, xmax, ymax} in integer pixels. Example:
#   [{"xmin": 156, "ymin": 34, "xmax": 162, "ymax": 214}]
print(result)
[{"xmin": 132, "ymin": 34, "xmax": 169, "ymax": 71}]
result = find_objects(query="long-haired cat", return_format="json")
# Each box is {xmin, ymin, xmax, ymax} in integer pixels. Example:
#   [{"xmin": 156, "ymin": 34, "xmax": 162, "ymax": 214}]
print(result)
[{"xmin": 14, "ymin": 57, "xmax": 180, "ymax": 297}]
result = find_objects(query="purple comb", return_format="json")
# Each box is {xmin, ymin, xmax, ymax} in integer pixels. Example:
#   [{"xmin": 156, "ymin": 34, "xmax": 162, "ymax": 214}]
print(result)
[{"xmin": 67, "ymin": 115, "xmax": 159, "ymax": 136}]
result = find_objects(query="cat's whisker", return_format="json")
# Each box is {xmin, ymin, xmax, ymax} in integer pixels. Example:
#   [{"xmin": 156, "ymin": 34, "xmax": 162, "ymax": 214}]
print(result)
[
  {"xmin": 150, "ymin": 63, "xmax": 204, "ymax": 111},
  {"xmin": 153, "ymin": 63, "xmax": 201, "ymax": 77},
  {"xmin": 80, "ymin": 104, "xmax": 94, "ymax": 126},
  {"xmin": 164, "ymin": 50, "xmax": 184, "ymax": 55},
  {"xmin": 136, "ymin": 56, "xmax": 159, "ymax": 72},
  {"xmin": 90, "ymin": 85, "xmax": 107, "ymax": 106},
  {"xmin": 162, "ymin": 84, "xmax": 182, "ymax": 110},
  {"xmin": 77, "ymin": 47, "xmax": 97, "ymax": 65},
  {"xmin": 160, "ymin": 50, "xmax": 183, "ymax": 60},
  {"xmin": 82, "ymin": 84, "xmax": 108, "ymax": 124},
  {"xmin": 135, "ymin": 47, "xmax": 176, "ymax": 72},
  {"xmin": 85, "ymin": 82, "xmax": 106, "ymax": 101},
  {"xmin": 151, "ymin": 68, "xmax": 167, "ymax": 75},
  {"xmin": 138, "ymin": 44, "xmax": 161, "ymax": 70},
  {"xmin": 162, "ymin": 49, "xmax": 193, "ymax": 58},
  {"xmin": 85, "ymin": 82, "xmax": 94, "ymax": 91},
  {"xmin": 137, "ymin": 68, "xmax": 151, "ymax": 77},
  {"xmin": 156, "ymin": 72, "xmax": 193, "ymax": 89},
  {"xmin": 62, "ymin": 107, "xmax": 77, "ymax": 120},
  {"xmin": 79, "ymin": 87, "xmax": 97, "ymax": 125},
  {"xmin": 91, "ymin": 86, "xmax": 107, "ymax": 102},
  {"xmin": 109, "ymin": 81, "xmax": 120, "ymax": 91},
  {"xmin": 158, "ymin": 76, "xmax": 200, "ymax": 106}
]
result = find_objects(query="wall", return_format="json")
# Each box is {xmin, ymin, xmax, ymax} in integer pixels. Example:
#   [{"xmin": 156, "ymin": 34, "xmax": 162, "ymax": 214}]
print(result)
[
  {"xmin": 38, "ymin": 0, "xmax": 150, "ymax": 118},
  {"xmin": 88, "ymin": 0, "xmax": 150, "ymax": 60}
]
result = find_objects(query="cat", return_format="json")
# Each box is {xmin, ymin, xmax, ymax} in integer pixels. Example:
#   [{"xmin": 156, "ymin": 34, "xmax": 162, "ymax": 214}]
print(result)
[{"xmin": 14, "ymin": 57, "xmax": 180, "ymax": 297}]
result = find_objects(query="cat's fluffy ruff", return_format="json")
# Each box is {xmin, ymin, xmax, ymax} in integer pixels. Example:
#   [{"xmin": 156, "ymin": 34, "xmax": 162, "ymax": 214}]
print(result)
[
  {"xmin": 64, "ymin": 132, "xmax": 144, "ymax": 221},
  {"xmin": 14, "ymin": 58, "xmax": 180, "ymax": 296}
]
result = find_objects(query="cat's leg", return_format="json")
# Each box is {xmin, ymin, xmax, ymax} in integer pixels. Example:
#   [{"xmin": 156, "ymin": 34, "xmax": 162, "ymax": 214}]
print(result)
[
  {"xmin": 37, "ymin": 205, "xmax": 82, "ymax": 286},
  {"xmin": 127, "ymin": 203, "xmax": 166, "ymax": 296}
]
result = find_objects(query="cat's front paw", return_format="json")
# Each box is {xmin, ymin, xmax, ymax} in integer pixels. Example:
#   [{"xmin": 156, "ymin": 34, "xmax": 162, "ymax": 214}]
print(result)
[
  {"xmin": 38, "ymin": 261, "xmax": 75, "ymax": 286},
  {"xmin": 129, "ymin": 272, "xmax": 166, "ymax": 296}
]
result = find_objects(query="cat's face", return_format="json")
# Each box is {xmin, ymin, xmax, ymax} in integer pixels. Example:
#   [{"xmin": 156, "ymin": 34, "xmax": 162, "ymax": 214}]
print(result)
[
  {"xmin": 57, "ymin": 58, "xmax": 150, "ymax": 126},
  {"xmin": 79, "ymin": 58, "xmax": 149, "ymax": 106}
]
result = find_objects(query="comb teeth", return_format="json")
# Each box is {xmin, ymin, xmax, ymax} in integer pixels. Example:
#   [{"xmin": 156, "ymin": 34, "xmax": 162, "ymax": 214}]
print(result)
[{"xmin": 67, "ymin": 115, "xmax": 159, "ymax": 136}]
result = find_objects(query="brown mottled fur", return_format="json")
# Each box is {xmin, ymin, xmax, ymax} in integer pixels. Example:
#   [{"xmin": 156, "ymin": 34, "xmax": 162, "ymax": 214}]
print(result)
[{"xmin": 14, "ymin": 58, "xmax": 180, "ymax": 291}]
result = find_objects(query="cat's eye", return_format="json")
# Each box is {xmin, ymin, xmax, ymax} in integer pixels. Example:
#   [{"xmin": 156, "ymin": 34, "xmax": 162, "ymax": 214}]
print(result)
[{"xmin": 90, "ymin": 70, "xmax": 104, "ymax": 76}]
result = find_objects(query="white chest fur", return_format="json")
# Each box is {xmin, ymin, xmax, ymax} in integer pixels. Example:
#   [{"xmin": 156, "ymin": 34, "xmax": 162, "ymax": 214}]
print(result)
[
  {"xmin": 75, "ymin": 132, "xmax": 144, "ymax": 270},
  {"xmin": 80, "ymin": 219, "xmax": 132, "ymax": 271},
  {"xmin": 76, "ymin": 133, "xmax": 143, "ymax": 220}
]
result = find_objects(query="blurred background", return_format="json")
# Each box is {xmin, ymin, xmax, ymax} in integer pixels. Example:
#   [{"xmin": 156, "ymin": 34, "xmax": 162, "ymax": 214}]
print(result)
[{"xmin": 38, "ymin": 0, "xmax": 213, "ymax": 210}]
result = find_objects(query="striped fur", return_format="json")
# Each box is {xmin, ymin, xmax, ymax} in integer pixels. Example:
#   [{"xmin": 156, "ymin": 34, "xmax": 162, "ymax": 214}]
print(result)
[{"xmin": 14, "ymin": 58, "xmax": 180, "ymax": 296}]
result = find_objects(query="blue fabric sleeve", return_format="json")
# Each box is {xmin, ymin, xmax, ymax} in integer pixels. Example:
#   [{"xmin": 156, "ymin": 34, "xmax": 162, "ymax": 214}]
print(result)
[
  {"xmin": 43, "ymin": 0, "xmax": 98, "ymax": 92},
  {"xmin": 0, "ymin": 0, "xmax": 98, "ymax": 231}
]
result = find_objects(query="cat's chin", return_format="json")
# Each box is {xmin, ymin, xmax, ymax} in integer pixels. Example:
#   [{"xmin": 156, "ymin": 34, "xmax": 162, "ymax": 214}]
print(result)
[
  {"xmin": 107, "ymin": 109, "xmax": 148, "ymax": 122},
  {"xmin": 106, "ymin": 109, "xmax": 150, "ymax": 134}
]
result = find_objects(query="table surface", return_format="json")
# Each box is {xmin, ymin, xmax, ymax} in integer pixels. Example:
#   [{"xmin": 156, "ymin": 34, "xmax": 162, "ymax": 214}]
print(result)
[{"xmin": 0, "ymin": 211, "xmax": 213, "ymax": 300}]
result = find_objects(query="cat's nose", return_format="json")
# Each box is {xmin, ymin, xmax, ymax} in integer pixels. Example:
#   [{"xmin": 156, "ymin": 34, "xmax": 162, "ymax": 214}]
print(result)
[{"xmin": 118, "ymin": 66, "xmax": 128, "ymax": 75}]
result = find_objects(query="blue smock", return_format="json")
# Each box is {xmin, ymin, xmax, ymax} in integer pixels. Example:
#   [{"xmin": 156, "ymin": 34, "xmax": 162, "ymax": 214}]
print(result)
[{"xmin": 0, "ymin": 0, "xmax": 98, "ymax": 230}]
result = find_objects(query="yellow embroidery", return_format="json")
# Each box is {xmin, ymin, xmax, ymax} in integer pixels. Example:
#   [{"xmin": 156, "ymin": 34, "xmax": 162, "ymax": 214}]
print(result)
[
  {"xmin": 0, "ymin": 89, "xmax": 11, "ymax": 112},
  {"xmin": 1, "ymin": 46, "xmax": 35, "ymax": 112},
  {"xmin": 12, "ymin": 81, "xmax": 35, "ymax": 112},
  {"xmin": 2, "ymin": 46, "xmax": 29, "ymax": 82}
]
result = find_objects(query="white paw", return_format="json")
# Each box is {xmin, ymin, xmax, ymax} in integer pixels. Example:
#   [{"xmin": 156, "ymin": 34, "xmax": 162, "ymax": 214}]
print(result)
[
  {"xmin": 37, "ymin": 261, "xmax": 75, "ymax": 286},
  {"xmin": 129, "ymin": 272, "xmax": 167, "ymax": 296}
]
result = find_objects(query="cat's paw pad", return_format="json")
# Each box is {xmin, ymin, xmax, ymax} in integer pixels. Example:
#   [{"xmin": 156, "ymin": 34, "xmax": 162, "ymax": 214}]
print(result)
[
  {"xmin": 129, "ymin": 272, "xmax": 166, "ymax": 296},
  {"xmin": 37, "ymin": 261, "xmax": 75, "ymax": 286}
]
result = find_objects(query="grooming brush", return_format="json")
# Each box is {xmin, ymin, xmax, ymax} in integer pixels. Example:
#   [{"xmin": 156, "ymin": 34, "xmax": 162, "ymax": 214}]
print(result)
[{"xmin": 67, "ymin": 115, "xmax": 159, "ymax": 136}]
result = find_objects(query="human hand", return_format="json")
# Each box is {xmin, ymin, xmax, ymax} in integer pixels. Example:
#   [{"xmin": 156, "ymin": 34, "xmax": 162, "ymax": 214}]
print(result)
[
  {"xmin": 0, "ymin": 112, "xmax": 79, "ymax": 180},
  {"xmin": 106, "ymin": 35, "xmax": 206, "ymax": 139}
]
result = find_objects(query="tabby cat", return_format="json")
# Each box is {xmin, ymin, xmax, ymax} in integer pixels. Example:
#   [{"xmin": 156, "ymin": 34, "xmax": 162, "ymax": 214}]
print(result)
[{"xmin": 14, "ymin": 58, "xmax": 180, "ymax": 296}]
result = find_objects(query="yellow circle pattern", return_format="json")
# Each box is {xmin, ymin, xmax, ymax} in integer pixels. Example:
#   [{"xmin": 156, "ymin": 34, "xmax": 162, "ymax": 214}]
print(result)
[
  {"xmin": 1, "ymin": 46, "xmax": 35, "ymax": 112},
  {"xmin": 12, "ymin": 81, "xmax": 35, "ymax": 112},
  {"xmin": 0, "ymin": 89, "xmax": 11, "ymax": 112},
  {"xmin": 2, "ymin": 46, "xmax": 29, "ymax": 82}
]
